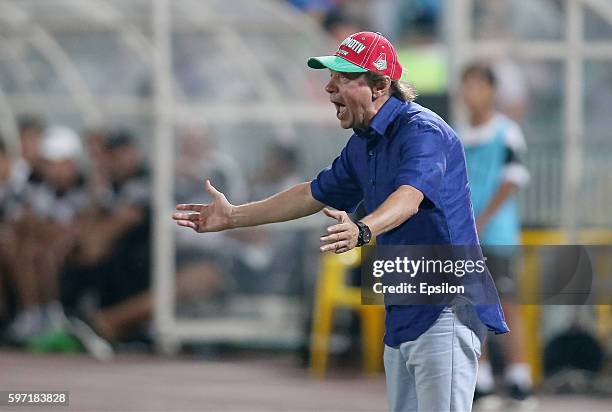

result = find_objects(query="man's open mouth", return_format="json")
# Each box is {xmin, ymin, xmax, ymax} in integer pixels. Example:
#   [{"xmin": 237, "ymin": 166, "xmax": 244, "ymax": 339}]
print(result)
[{"xmin": 334, "ymin": 102, "xmax": 347, "ymax": 119}]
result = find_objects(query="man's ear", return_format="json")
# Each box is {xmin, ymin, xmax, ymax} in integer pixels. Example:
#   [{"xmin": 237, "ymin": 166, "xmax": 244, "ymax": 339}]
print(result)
[{"xmin": 372, "ymin": 76, "xmax": 392, "ymax": 100}]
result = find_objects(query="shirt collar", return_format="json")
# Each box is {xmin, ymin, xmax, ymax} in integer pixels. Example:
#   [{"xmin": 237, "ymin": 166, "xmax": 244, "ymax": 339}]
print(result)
[{"xmin": 354, "ymin": 96, "xmax": 405, "ymax": 140}]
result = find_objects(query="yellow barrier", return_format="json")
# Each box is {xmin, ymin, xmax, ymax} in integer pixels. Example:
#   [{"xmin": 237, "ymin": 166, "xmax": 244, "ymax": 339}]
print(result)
[
  {"xmin": 310, "ymin": 248, "xmax": 385, "ymax": 377},
  {"xmin": 519, "ymin": 229, "xmax": 612, "ymax": 383},
  {"xmin": 309, "ymin": 230, "xmax": 612, "ymax": 380}
]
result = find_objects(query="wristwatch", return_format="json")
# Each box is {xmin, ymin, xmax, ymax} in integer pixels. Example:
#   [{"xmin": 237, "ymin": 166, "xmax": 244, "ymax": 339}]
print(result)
[{"xmin": 355, "ymin": 221, "xmax": 372, "ymax": 247}]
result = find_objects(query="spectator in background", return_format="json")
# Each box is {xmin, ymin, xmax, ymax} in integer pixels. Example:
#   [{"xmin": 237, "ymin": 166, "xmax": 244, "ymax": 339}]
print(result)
[
  {"xmin": 247, "ymin": 143, "xmax": 305, "ymax": 295},
  {"xmin": 27, "ymin": 127, "xmax": 88, "ymax": 226},
  {"xmin": 83, "ymin": 127, "xmax": 113, "ymax": 211},
  {"xmin": 402, "ymin": 0, "xmax": 441, "ymax": 36},
  {"xmin": 12, "ymin": 115, "xmax": 45, "ymax": 192},
  {"xmin": 5, "ymin": 127, "xmax": 87, "ymax": 343},
  {"xmin": 249, "ymin": 142, "xmax": 302, "ymax": 200},
  {"xmin": 458, "ymin": 63, "xmax": 533, "ymax": 408},
  {"xmin": 174, "ymin": 125, "xmax": 258, "ymax": 298},
  {"xmin": 64, "ymin": 126, "xmax": 248, "ymax": 351},
  {"xmin": 175, "ymin": 124, "xmax": 247, "ymax": 206},
  {"xmin": 0, "ymin": 139, "xmax": 22, "ymax": 331},
  {"xmin": 60, "ymin": 130, "xmax": 151, "ymax": 344},
  {"xmin": 321, "ymin": 6, "xmax": 364, "ymax": 45},
  {"xmin": 286, "ymin": 0, "xmax": 339, "ymax": 24},
  {"xmin": 395, "ymin": 20, "xmax": 449, "ymax": 120}
]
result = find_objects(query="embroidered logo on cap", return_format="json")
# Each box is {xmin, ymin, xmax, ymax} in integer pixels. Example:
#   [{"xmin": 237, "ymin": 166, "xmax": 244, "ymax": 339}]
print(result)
[{"xmin": 373, "ymin": 53, "xmax": 387, "ymax": 71}]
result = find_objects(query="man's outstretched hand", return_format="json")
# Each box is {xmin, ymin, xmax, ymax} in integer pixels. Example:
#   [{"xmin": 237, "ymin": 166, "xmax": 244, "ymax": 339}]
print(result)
[
  {"xmin": 320, "ymin": 208, "xmax": 359, "ymax": 254},
  {"xmin": 172, "ymin": 180, "xmax": 234, "ymax": 233}
]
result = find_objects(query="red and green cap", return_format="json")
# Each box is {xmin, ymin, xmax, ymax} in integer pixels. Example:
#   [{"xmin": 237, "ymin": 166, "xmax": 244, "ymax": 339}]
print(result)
[{"xmin": 307, "ymin": 31, "xmax": 403, "ymax": 81}]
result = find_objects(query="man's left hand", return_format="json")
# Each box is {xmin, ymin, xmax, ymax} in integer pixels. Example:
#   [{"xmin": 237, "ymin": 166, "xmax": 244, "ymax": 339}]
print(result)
[{"xmin": 320, "ymin": 208, "xmax": 358, "ymax": 254}]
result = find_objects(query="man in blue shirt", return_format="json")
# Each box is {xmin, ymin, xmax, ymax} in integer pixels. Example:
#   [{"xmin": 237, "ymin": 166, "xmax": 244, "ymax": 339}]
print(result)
[{"xmin": 173, "ymin": 31, "xmax": 508, "ymax": 412}]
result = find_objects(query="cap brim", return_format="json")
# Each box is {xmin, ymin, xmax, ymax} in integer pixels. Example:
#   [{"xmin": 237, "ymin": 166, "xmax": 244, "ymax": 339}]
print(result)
[{"xmin": 307, "ymin": 55, "xmax": 368, "ymax": 73}]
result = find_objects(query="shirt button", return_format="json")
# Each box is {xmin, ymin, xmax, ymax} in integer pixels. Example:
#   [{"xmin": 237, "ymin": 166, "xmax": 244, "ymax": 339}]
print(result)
[{"xmin": 368, "ymin": 150, "xmax": 374, "ymax": 156}]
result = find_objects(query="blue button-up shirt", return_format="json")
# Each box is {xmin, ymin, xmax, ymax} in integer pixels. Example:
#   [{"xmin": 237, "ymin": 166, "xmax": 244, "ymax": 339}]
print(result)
[{"xmin": 311, "ymin": 96, "xmax": 509, "ymax": 346}]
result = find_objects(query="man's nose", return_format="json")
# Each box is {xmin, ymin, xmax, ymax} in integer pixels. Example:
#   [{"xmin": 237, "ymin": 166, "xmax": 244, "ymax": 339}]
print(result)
[{"xmin": 325, "ymin": 78, "xmax": 337, "ymax": 94}]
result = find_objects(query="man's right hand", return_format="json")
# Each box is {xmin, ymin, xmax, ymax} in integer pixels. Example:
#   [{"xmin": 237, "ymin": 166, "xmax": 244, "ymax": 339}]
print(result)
[{"xmin": 172, "ymin": 180, "xmax": 234, "ymax": 233}]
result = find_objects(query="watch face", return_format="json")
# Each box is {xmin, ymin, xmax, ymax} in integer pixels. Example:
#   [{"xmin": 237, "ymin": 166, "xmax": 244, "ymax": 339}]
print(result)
[
  {"xmin": 358, "ymin": 222, "xmax": 371, "ymax": 245},
  {"xmin": 363, "ymin": 228, "xmax": 371, "ymax": 243}
]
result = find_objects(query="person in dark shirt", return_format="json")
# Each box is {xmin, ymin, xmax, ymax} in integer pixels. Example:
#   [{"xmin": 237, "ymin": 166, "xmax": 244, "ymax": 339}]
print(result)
[
  {"xmin": 0, "ymin": 139, "xmax": 21, "ymax": 333},
  {"xmin": 12, "ymin": 114, "xmax": 46, "ymax": 190},
  {"xmin": 59, "ymin": 130, "xmax": 151, "ymax": 343}
]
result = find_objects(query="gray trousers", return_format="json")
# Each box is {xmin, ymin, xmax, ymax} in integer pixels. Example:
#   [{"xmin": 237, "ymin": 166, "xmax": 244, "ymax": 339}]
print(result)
[{"xmin": 383, "ymin": 307, "xmax": 484, "ymax": 412}]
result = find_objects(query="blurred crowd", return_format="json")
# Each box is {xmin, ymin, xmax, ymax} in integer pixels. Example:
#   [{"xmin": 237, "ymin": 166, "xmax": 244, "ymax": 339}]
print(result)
[
  {"xmin": 0, "ymin": 116, "xmax": 307, "ymax": 358},
  {"xmin": 0, "ymin": 118, "xmax": 152, "ymax": 357},
  {"xmin": 286, "ymin": 0, "xmax": 442, "ymax": 42}
]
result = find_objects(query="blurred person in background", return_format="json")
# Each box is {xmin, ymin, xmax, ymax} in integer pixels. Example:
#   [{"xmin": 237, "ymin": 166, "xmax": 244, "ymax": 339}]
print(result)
[
  {"xmin": 458, "ymin": 63, "xmax": 533, "ymax": 408},
  {"xmin": 61, "ymin": 128, "xmax": 226, "ymax": 351},
  {"xmin": 173, "ymin": 125, "xmax": 246, "ymax": 307},
  {"xmin": 322, "ymin": 5, "xmax": 365, "ymax": 45},
  {"xmin": 0, "ymin": 138, "xmax": 23, "ymax": 333},
  {"xmin": 12, "ymin": 114, "xmax": 46, "ymax": 192},
  {"xmin": 70, "ymin": 124, "xmax": 262, "ymax": 350},
  {"xmin": 395, "ymin": 3, "xmax": 449, "ymax": 121},
  {"xmin": 175, "ymin": 123, "xmax": 247, "ymax": 205},
  {"xmin": 59, "ymin": 129, "xmax": 151, "ymax": 345},
  {"xmin": 249, "ymin": 142, "xmax": 302, "ymax": 200},
  {"xmin": 247, "ymin": 142, "xmax": 305, "ymax": 295},
  {"xmin": 5, "ymin": 126, "xmax": 88, "ymax": 344},
  {"xmin": 83, "ymin": 127, "xmax": 113, "ymax": 211},
  {"xmin": 175, "ymin": 126, "xmax": 288, "ymax": 301},
  {"xmin": 286, "ymin": 0, "xmax": 341, "ymax": 24}
]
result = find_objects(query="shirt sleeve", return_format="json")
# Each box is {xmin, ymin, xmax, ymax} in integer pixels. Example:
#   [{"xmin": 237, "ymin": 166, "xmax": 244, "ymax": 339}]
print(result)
[
  {"xmin": 502, "ymin": 121, "xmax": 530, "ymax": 187},
  {"xmin": 310, "ymin": 143, "xmax": 363, "ymax": 212},
  {"xmin": 394, "ymin": 122, "xmax": 446, "ymax": 208}
]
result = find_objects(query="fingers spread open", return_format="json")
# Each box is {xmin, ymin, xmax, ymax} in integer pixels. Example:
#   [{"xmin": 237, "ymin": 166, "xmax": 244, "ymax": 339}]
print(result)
[
  {"xmin": 320, "ymin": 231, "xmax": 348, "ymax": 244},
  {"xmin": 176, "ymin": 204, "xmax": 205, "ymax": 212},
  {"xmin": 326, "ymin": 223, "xmax": 349, "ymax": 234},
  {"xmin": 176, "ymin": 220, "xmax": 198, "ymax": 231},
  {"xmin": 323, "ymin": 207, "xmax": 343, "ymax": 221},
  {"xmin": 320, "ymin": 240, "xmax": 349, "ymax": 253},
  {"xmin": 172, "ymin": 212, "xmax": 200, "ymax": 221}
]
